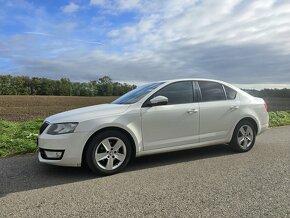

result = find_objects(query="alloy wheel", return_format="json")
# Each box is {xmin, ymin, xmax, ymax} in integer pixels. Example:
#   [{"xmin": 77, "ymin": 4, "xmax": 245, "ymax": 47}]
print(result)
[
  {"xmin": 237, "ymin": 125, "xmax": 254, "ymax": 149},
  {"xmin": 94, "ymin": 137, "xmax": 127, "ymax": 171}
]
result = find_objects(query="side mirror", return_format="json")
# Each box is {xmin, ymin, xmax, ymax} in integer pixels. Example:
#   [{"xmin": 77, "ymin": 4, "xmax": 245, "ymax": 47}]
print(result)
[{"xmin": 149, "ymin": 95, "xmax": 168, "ymax": 106}]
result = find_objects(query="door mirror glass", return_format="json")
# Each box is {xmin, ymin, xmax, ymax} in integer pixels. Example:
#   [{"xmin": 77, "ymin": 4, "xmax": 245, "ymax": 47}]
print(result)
[{"xmin": 149, "ymin": 95, "xmax": 168, "ymax": 106}]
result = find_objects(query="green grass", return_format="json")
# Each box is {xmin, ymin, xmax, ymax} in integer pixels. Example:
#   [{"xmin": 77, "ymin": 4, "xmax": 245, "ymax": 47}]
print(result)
[
  {"xmin": 0, "ymin": 119, "xmax": 43, "ymax": 157},
  {"xmin": 0, "ymin": 111, "xmax": 290, "ymax": 158},
  {"xmin": 269, "ymin": 111, "xmax": 290, "ymax": 127}
]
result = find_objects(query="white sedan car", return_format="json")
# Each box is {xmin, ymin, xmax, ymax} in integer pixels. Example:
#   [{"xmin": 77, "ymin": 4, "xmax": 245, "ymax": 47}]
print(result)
[{"xmin": 38, "ymin": 79, "xmax": 269, "ymax": 175}]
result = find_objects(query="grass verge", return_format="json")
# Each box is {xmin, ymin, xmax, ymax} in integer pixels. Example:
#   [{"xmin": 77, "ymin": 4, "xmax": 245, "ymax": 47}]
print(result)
[
  {"xmin": 0, "ymin": 111, "xmax": 290, "ymax": 158},
  {"xmin": 0, "ymin": 119, "xmax": 43, "ymax": 157},
  {"xmin": 269, "ymin": 111, "xmax": 290, "ymax": 127}
]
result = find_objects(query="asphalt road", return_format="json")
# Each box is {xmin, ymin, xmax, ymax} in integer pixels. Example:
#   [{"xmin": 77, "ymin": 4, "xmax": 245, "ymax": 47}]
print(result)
[{"xmin": 0, "ymin": 126, "xmax": 289, "ymax": 218}]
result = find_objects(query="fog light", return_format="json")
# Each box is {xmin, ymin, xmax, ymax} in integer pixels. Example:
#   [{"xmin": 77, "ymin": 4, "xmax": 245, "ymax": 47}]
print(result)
[
  {"xmin": 40, "ymin": 148, "xmax": 64, "ymax": 160},
  {"xmin": 45, "ymin": 151, "xmax": 63, "ymax": 159}
]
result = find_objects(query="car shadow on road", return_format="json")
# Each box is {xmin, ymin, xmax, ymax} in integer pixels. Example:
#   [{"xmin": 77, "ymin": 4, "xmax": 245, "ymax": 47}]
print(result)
[{"xmin": 0, "ymin": 144, "xmax": 234, "ymax": 198}]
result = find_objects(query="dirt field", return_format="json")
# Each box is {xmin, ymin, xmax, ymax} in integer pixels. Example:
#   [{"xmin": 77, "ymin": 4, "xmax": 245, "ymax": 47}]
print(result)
[
  {"xmin": 264, "ymin": 97, "xmax": 290, "ymax": 112},
  {"xmin": 0, "ymin": 95, "xmax": 289, "ymax": 121},
  {"xmin": 0, "ymin": 95, "xmax": 117, "ymax": 121}
]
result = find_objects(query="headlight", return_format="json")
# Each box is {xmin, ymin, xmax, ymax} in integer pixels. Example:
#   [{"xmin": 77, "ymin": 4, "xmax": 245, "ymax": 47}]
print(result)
[{"xmin": 47, "ymin": 122, "xmax": 78, "ymax": 135}]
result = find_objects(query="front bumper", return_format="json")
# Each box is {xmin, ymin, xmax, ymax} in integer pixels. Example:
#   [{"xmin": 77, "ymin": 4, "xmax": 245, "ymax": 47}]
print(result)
[{"xmin": 38, "ymin": 132, "xmax": 88, "ymax": 167}]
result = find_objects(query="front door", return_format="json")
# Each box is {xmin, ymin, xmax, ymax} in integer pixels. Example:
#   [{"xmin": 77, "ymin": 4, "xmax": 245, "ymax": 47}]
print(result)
[{"xmin": 141, "ymin": 81, "xmax": 199, "ymax": 150}]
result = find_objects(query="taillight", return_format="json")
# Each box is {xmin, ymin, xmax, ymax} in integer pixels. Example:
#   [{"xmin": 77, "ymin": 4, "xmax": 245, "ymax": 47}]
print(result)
[{"xmin": 264, "ymin": 100, "xmax": 268, "ymax": 112}]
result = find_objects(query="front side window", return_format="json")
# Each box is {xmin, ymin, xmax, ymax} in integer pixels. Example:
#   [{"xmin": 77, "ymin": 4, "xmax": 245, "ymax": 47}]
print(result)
[
  {"xmin": 150, "ymin": 81, "xmax": 194, "ymax": 105},
  {"xmin": 198, "ymin": 81, "xmax": 226, "ymax": 102},
  {"xmin": 112, "ymin": 82, "xmax": 164, "ymax": 104},
  {"xmin": 224, "ymin": 85, "xmax": 237, "ymax": 100}
]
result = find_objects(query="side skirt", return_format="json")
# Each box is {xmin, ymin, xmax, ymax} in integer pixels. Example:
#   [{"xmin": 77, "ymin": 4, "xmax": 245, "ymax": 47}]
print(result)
[{"xmin": 136, "ymin": 139, "xmax": 229, "ymax": 157}]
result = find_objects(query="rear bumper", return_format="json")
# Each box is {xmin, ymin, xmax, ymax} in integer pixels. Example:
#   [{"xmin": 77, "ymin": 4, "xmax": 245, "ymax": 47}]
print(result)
[{"xmin": 258, "ymin": 123, "xmax": 268, "ymax": 135}]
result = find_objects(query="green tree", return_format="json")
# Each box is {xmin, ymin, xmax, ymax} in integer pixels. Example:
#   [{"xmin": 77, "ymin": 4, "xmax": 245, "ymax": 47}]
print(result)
[
  {"xmin": 98, "ymin": 76, "xmax": 113, "ymax": 96},
  {"xmin": 59, "ymin": 78, "xmax": 72, "ymax": 96},
  {"xmin": 0, "ymin": 75, "xmax": 13, "ymax": 95},
  {"xmin": 0, "ymin": 74, "xmax": 136, "ymax": 97}
]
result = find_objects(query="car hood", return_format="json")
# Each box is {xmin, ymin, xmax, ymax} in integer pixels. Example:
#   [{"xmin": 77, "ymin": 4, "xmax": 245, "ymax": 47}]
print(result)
[{"xmin": 46, "ymin": 103, "xmax": 130, "ymax": 123}]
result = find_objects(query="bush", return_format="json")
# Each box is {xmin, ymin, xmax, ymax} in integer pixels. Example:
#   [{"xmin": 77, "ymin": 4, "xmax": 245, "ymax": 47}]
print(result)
[{"xmin": 269, "ymin": 111, "xmax": 290, "ymax": 127}]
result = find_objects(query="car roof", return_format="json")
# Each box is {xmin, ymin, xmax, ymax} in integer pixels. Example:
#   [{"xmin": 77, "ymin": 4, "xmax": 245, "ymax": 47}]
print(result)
[
  {"xmin": 158, "ymin": 78, "xmax": 227, "ymax": 84},
  {"xmin": 154, "ymin": 78, "xmax": 241, "ymax": 92}
]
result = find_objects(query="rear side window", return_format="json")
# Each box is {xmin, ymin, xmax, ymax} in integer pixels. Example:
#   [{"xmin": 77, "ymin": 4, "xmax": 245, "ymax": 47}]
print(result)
[
  {"xmin": 152, "ymin": 81, "xmax": 194, "ymax": 105},
  {"xmin": 224, "ymin": 85, "xmax": 237, "ymax": 100},
  {"xmin": 198, "ymin": 81, "xmax": 226, "ymax": 102}
]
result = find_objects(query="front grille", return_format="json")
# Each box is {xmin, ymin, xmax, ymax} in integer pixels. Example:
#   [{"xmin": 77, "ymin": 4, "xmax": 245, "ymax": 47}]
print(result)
[{"xmin": 39, "ymin": 121, "xmax": 50, "ymax": 134}]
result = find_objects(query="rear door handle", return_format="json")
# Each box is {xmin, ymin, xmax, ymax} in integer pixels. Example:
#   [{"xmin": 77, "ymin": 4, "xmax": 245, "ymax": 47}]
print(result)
[
  {"xmin": 230, "ymin": 105, "xmax": 239, "ymax": 110},
  {"xmin": 187, "ymin": 108, "xmax": 199, "ymax": 114}
]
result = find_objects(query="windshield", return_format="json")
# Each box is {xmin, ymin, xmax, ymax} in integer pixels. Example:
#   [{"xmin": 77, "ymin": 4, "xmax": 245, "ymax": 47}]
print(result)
[{"xmin": 112, "ymin": 82, "xmax": 164, "ymax": 104}]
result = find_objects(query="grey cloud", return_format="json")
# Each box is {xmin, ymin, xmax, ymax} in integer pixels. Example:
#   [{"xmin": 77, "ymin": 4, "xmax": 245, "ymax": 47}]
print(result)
[
  {"xmin": 1, "ymin": 0, "xmax": 290, "ymax": 86},
  {"xmin": 159, "ymin": 42, "xmax": 290, "ymax": 83},
  {"xmin": 4, "ymin": 39, "xmax": 290, "ymax": 85}
]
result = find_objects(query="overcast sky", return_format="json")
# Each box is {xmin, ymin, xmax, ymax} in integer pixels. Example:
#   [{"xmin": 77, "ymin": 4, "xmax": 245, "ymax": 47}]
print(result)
[{"xmin": 0, "ymin": 0, "xmax": 290, "ymax": 88}]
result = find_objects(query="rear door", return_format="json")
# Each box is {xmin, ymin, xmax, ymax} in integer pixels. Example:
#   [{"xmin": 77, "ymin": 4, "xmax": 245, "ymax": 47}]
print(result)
[
  {"xmin": 141, "ymin": 81, "xmax": 200, "ymax": 150},
  {"xmin": 197, "ymin": 81, "xmax": 240, "ymax": 142}
]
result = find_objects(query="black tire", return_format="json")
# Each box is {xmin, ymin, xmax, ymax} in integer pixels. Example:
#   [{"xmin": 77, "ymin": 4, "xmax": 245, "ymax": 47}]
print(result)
[
  {"xmin": 230, "ymin": 120, "xmax": 256, "ymax": 152},
  {"xmin": 86, "ymin": 130, "xmax": 132, "ymax": 176}
]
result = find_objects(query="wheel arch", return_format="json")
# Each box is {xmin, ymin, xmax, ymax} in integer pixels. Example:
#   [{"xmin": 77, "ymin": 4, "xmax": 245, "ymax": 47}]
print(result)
[
  {"xmin": 229, "ymin": 117, "xmax": 258, "ymax": 152},
  {"xmin": 81, "ymin": 126, "xmax": 137, "ymax": 166},
  {"xmin": 233, "ymin": 117, "xmax": 259, "ymax": 136}
]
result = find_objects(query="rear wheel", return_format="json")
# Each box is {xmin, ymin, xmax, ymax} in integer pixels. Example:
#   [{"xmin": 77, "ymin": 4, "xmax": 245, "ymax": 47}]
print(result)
[
  {"xmin": 86, "ymin": 130, "xmax": 132, "ymax": 175},
  {"xmin": 230, "ymin": 121, "xmax": 256, "ymax": 152}
]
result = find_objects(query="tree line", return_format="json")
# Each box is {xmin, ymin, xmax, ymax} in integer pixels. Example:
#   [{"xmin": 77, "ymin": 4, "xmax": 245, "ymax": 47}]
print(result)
[
  {"xmin": 243, "ymin": 89, "xmax": 290, "ymax": 98},
  {"xmin": 1, "ymin": 74, "xmax": 289, "ymax": 98},
  {"xmin": 0, "ymin": 75, "xmax": 136, "ymax": 96}
]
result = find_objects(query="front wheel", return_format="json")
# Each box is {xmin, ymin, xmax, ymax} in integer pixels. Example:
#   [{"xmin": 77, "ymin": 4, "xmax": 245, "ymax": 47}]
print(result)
[
  {"xmin": 230, "ymin": 121, "xmax": 256, "ymax": 152},
  {"xmin": 86, "ymin": 130, "xmax": 132, "ymax": 176}
]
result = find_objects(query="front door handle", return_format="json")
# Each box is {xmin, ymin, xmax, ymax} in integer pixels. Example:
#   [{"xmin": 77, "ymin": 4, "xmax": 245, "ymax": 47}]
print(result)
[
  {"xmin": 230, "ymin": 105, "xmax": 239, "ymax": 110},
  {"xmin": 187, "ymin": 108, "xmax": 199, "ymax": 114}
]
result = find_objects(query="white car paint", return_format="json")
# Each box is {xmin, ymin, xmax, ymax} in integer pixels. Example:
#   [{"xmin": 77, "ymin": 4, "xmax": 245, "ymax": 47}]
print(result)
[
  {"xmin": 38, "ymin": 79, "xmax": 269, "ymax": 167},
  {"xmin": 141, "ymin": 102, "xmax": 200, "ymax": 150}
]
